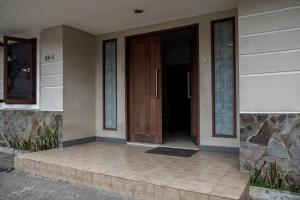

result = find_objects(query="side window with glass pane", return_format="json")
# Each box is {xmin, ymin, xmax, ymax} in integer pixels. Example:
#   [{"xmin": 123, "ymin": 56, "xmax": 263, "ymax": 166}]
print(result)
[
  {"xmin": 3, "ymin": 36, "xmax": 36, "ymax": 104},
  {"xmin": 103, "ymin": 39, "xmax": 117, "ymax": 130},
  {"xmin": 0, "ymin": 43, "xmax": 3, "ymax": 102},
  {"xmin": 211, "ymin": 18, "xmax": 236, "ymax": 137}
]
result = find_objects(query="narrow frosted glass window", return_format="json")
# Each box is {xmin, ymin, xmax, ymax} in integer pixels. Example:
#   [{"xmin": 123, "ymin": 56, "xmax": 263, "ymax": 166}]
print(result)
[
  {"xmin": 212, "ymin": 18, "xmax": 236, "ymax": 137},
  {"xmin": 0, "ymin": 44, "xmax": 3, "ymax": 101},
  {"xmin": 103, "ymin": 39, "xmax": 117, "ymax": 129}
]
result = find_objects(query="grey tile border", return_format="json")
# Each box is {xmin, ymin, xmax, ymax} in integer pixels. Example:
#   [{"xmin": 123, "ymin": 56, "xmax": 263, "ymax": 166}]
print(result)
[
  {"xmin": 60, "ymin": 136, "xmax": 238, "ymax": 154},
  {"xmin": 59, "ymin": 137, "xmax": 96, "ymax": 147},
  {"xmin": 95, "ymin": 136, "xmax": 126, "ymax": 144},
  {"xmin": 59, "ymin": 136, "xmax": 126, "ymax": 148},
  {"xmin": 200, "ymin": 145, "xmax": 239, "ymax": 153}
]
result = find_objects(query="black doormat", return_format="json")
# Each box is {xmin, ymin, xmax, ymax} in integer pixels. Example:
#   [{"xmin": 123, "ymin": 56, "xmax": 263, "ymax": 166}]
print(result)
[{"xmin": 145, "ymin": 147, "xmax": 198, "ymax": 157}]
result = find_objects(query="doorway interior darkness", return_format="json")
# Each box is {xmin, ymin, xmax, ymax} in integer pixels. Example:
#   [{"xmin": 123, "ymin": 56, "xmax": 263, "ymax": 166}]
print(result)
[
  {"xmin": 126, "ymin": 25, "xmax": 199, "ymax": 148},
  {"xmin": 161, "ymin": 29, "xmax": 197, "ymax": 149}
]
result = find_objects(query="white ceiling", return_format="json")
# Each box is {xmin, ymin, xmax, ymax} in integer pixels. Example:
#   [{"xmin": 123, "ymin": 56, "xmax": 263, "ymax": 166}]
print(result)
[{"xmin": 0, "ymin": 0, "xmax": 237, "ymax": 36}]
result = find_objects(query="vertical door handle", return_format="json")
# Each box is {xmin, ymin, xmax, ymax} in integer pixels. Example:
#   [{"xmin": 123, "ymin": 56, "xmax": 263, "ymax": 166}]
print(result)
[
  {"xmin": 155, "ymin": 69, "xmax": 158, "ymax": 98},
  {"xmin": 187, "ymin": 72, "xmax": 191, "ymax": 99}
]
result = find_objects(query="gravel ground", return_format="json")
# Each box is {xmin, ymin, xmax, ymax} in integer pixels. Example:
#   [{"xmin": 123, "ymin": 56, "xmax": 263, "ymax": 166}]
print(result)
[{"xmin": 0, "ymin": 153, "xmax": 135, "ymax": 200}]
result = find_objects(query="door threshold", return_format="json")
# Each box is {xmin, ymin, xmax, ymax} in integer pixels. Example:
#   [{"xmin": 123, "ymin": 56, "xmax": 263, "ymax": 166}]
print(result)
[
  {"xmin": 127, "ymin": 142, "xmax": 160, "ymax": 148},
  {"xmin": 127, "ymin": 142, "xmax": 199, "ymax": 150},
  {"xmin": 161, "ymin": 144, "xmax": 199, "ymax": 151}
]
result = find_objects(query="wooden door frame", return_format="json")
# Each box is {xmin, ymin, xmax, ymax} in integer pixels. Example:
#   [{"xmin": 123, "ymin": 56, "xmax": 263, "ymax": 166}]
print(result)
[{"xmin": 125, "ymin": 24, "xmax": 200, "ymax": 146}]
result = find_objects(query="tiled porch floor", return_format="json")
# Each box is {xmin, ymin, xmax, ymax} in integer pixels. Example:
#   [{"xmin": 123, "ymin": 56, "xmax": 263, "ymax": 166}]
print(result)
[{"xmin": 15, "ymin": 142, "xmax": 249, "ymax": 200}]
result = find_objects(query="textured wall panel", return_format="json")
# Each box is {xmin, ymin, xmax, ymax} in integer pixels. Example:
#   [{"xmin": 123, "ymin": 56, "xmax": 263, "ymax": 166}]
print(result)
[
  {"xmin": 239, "ymin": 7, "xmax": 300, "ymax": 35},
  {"xmin": 42, "ymin": 62, "xmax": 63, "ymax": 75},
  {"xmin": 240, "ymin": 29, "xmax": 300, "ymax": 55},
  {"xmin": 240, "ymin": 50, "xmax": 300, "ymax": 75},
  {"xmin": 240, "ymin": 73, "xmax": 300, "ymax": 112},
  {"xmin": 239, "ymin": 0, "xmax": 300, "ymax": 16},
  {"xmin": 41, "ymin": 87, "xmax": 63, "ymax": 111},
  {"xmin": 41, "ymin": 74, "xmax": 63, "ymax": 88}
]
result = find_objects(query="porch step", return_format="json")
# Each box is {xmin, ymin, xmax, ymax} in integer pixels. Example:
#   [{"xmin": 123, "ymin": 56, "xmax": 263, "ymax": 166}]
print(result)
[{"xmin": 14, "ymin": 142, "xmax": 249, "ymax": 200}]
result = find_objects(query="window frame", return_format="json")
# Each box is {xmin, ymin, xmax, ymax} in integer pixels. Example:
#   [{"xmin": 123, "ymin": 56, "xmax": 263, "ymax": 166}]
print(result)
[
  {"xmin": 211, "ymin": 17, "xmax": 237, "ymax": 138},
  {"xmin": 0, "ymin": 42, "xmax": 3, "ymax": 103},
  {"xmin": 102, "ymin": 39, "xmax": 118, "ymax": 130},
  {"xmin": 3, "ymin": 36, "xmax": 37, "ymax": 104}
]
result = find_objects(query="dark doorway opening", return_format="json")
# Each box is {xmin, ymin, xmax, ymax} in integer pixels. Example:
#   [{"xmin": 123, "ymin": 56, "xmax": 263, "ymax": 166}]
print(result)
[{"xmin": 161, "ymin": 29, "xmax": 197, "ymax": 149}]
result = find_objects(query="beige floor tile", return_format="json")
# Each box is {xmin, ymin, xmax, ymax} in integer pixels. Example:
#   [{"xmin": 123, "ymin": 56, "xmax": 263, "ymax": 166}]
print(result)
[
  {"xmin": 47, "ymin": 163, "xmax": 61, "ymax": 180},
  {"xmin": 239, "ymin": 182, "xmax": 249, "ymax": 200},
  {"xmin": 76, "ymin": 169, "xmax": 93, "ymax": 186},
  {"xmin": 14, "ymin": 157, "xmax": 23, "ymax": 171},
  {"xmin": 111, "ymin": 177, "xmax": 132, "ymax": 197},
  {"xmin": 185, "ymin": 180, "xmax": 216, "ymax": 194},
  {"xmin": 193, "ymin": 173, "xmax": 223, "ymax": 184},
  {"xmin": 180, "ymin": 190, "xmax": 209, "ymax": 200},
  {"xmin": 34, "ymin": 161, "xmax": 48, "ymax": 177},
  {"xmin": 93, "ymin": 173, "xmax": 112, "ymax": 192},
  {"xmin": 131, "ymin": 171, "xmax": 167, "ymax": 184},
  {"xmin": 226, "ymin": 170, "xmax": 250, "ymax": 178},
  {"xmin": 23, "ymin": 159, "xmax": 35, "ymax": 175},
  {"xmin": 209, "ymin": 196, "xmax": 231, "ymax": 200},
  {"xmin": 132, "ymin": 181, "xmax": 155, "ymax": 200},
  {"xmin": 218, "ymin": 175, "xmax": 249, "ymax": 189},
  {"xmin": 61, "ymin": 166, "xmax": 76, "ymax": 184},
  {"xmin": 158, "ymin": 175, "xmax": 190, "ymax": 190},
  {"xmin": 210, "ymin": 185, "xmax": 244, "ymax": 200},
  {"xmin": 155, "ymin": 185, "xmax": 180, "ymax": 200},
  {"xmin": 15, "ymin": 142, "xmax": 248, "ymax": 200}
]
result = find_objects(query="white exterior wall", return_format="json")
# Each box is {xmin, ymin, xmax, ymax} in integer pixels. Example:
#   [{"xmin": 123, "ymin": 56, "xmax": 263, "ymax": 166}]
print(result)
[
  {"xmin": 41, "ymin": 25, "xmax": 96, "ymax": 141},
  {"xmin": 40, "ymin": 26, "xmax": 64, "ymax": 111},
  {"xmin": 95, "ymin": 9, "xmax": 240, "ymax": 148},
  {"xmin": 239, "ymin": 0, "xmax": 300, "ymax": 113},
  {"xmin": 62, "ymin": 26, "xmax": 96, "ymax": 141}
]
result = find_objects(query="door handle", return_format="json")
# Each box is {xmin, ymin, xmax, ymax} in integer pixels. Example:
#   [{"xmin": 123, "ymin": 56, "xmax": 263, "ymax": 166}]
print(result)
[
  {"xmin": 155, "ymin": 69, "xmax": 158, "ymax": 98},
  {"xmin": 187, "ymin": 72, "xmax": 191, "ymax": 99}
]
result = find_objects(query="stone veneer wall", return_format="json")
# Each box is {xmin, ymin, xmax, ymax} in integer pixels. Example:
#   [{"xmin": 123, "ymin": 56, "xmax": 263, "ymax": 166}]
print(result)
[
  {"xmin": 0, "ymin": 111, "xmax": 63, "ymax": 145},
  {"xmin": 240, "ymin": 113, "xmax": 300, "ymax": 187}
]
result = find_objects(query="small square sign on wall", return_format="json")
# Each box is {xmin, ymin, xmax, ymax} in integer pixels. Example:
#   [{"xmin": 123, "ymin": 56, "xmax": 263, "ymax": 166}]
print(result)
[{"xmin": 45, "ymin": 54, "xmax": 55, "ymax": 62}]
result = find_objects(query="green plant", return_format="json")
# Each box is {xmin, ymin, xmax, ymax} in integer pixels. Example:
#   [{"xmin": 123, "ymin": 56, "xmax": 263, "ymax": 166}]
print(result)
[
  {"xmin": 265, "ymin": 161, "xmax": 292, "ymax": 189},
  {"xmin": 246, "ymin": 160, "xmax": 299, "ymax": 193},
  {"xmin": 3, "ymin": 120, "xmax": 58, "ymax": 152},
  {"xmin": 247, "ymin": 162, "xmax": 263, "ymax": 185},
  {"xmin": 32, "ymin": 126, "xmax": 57, "ymax": 151},
  {"xmin": 17, "ymin": 132, "xmax": 33, "ymax": 150}
]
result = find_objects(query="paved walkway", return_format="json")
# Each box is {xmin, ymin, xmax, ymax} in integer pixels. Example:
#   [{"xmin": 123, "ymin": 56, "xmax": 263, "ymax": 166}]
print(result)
[{"xmin": 0, "ymin": 153, "xmax": 134, "ymax": 200}]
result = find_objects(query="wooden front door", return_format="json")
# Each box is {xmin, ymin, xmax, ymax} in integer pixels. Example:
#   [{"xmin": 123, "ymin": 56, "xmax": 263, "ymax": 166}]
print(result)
[{"xmin": 128, "ymin": 35, "xmax": 162, "ymax": 144}]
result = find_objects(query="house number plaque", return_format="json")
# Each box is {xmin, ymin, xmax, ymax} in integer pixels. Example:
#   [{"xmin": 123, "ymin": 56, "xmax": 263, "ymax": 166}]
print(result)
[{"xmin": 45, "ymin": 54, "xmax": 55, "ymax": 61}]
